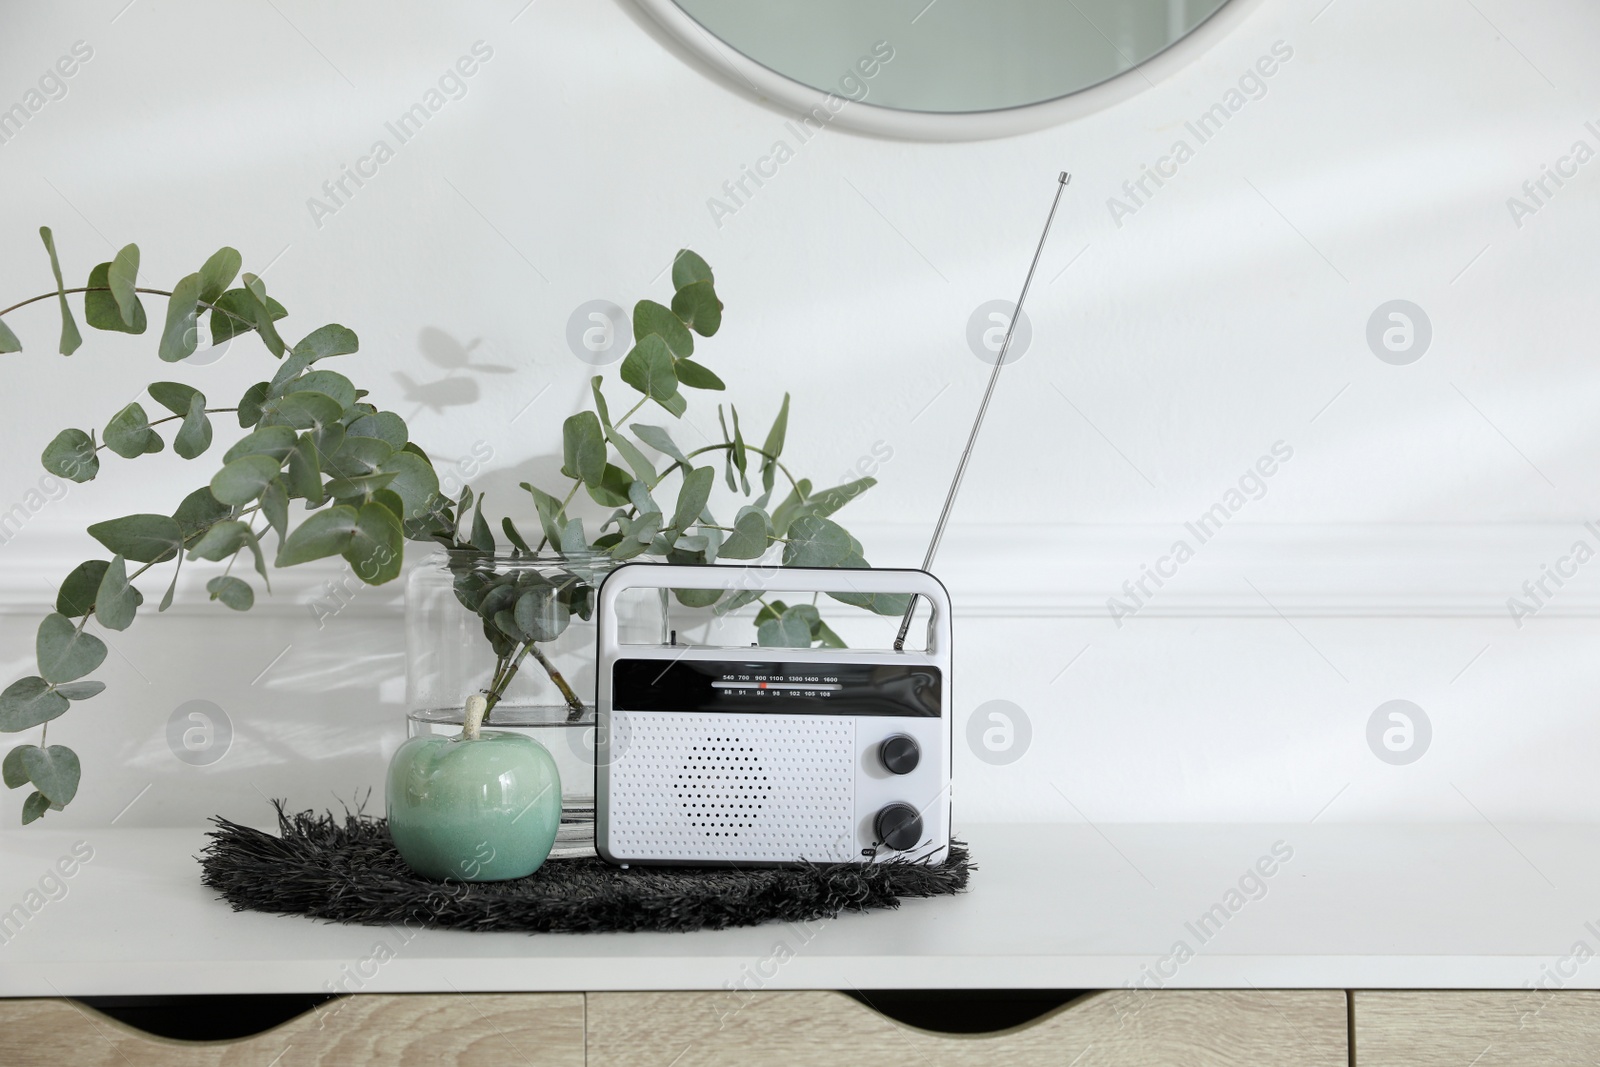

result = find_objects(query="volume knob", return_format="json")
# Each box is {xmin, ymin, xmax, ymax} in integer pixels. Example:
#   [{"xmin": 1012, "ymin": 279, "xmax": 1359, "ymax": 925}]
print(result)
[
  {"xmin": 879, "ymin": 734, "xmax": 920, "ymax": 775},
  {"xmin": 875, "ymin": 803, "xmax": 923, "ymax": 852}
]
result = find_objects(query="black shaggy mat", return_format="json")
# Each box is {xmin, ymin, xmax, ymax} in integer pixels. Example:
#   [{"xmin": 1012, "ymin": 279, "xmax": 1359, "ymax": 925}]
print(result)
[{"xmin": 200, "ymin": 803, "xmax": 973, "ymax": 935}]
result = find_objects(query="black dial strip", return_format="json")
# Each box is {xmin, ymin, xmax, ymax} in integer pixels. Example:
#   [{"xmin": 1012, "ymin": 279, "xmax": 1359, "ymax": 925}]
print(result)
[{"xmin": 612, "ymin": 659, "xmax": 942, "ymax": 717}]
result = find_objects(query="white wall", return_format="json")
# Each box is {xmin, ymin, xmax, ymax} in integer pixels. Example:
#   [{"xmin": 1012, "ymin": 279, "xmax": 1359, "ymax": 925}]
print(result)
[{"xmin": 0, "ymin": 0, "xmax": 1596, "ymax": 829}]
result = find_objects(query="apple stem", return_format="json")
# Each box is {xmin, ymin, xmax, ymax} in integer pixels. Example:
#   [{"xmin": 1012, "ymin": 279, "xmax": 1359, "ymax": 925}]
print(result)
[{"xmin": 462, "ymin": 693, "xmax": 488, "ymax": 741}]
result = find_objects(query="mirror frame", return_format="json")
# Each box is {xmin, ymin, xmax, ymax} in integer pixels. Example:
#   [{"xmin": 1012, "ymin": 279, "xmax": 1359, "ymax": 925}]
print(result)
[{"xmin": 634, "ymin": 0, "xmax": 1268, "ymax": 141}]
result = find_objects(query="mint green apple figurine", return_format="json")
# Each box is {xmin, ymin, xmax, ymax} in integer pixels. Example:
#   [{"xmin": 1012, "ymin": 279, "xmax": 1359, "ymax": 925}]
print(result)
[{"xmin": 387, "ymin": 694, "xmax": 562, "ymax": 881}]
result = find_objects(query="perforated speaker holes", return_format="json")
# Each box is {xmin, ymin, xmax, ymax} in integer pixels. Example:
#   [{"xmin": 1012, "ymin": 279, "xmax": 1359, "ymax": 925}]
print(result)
[{"xmin": 675, "ymin": 737, "xmax": 775, "ymax": 838}]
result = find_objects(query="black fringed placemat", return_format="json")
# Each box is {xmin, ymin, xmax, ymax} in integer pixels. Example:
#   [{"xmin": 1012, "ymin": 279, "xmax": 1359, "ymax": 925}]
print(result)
[{"xmin": 200, "ymin": 804, "xmax": 972, "ymax": 934}]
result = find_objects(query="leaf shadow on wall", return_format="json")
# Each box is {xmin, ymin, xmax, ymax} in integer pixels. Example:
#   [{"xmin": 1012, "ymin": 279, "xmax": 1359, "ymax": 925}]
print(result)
[{"xmin": 393, "ymin": 326, "xmax": 516, "ymax": 417}]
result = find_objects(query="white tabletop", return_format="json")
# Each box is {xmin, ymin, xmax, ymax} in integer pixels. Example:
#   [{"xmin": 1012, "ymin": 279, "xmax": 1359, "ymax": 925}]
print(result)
[{"xmin": 1, "ymin": 821, "xmax": 1594, "ymax": 995}]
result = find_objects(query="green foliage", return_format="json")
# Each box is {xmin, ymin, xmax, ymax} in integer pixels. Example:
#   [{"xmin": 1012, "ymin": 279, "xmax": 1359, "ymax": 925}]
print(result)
[
  {"xmin": 1, "ymin": 235, "xmax": 447, "ymax": 825},
  {"xmin": 434, "ymin": 249, "xmax": 885, "ymax": 727},
  {"xmin": 38, "ymin": 227, "xmax": 82, "ymax": 356},
  {"xmin": 3, "ymin": 242, "xmax": 885, "ymax": 825}
]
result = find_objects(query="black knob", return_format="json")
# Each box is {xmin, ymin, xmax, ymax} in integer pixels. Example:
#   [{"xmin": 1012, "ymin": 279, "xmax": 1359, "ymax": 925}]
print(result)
[
  {"xmin": 875, "ymin": 803, "xmax": 923, "ymax": 852},
  {"xmin": 879, "ymin": 734, "xmax": 920, "ymax": 775}
]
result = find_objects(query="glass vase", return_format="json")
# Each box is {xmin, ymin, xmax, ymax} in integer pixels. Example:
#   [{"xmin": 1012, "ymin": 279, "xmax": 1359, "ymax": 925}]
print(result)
[{"xmin": 404, "ymin": 549, "xmax": 652, "ymax": 856}]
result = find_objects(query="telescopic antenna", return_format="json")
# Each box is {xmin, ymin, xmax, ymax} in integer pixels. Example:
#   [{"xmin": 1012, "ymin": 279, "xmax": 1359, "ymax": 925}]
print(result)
[{"xmin": 894, "ymin": 171, "xmax": 1071, "ymax": 651}]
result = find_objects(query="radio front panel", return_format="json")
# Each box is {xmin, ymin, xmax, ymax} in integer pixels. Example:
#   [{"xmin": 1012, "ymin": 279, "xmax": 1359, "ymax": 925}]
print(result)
[{"xmin": 594, "ymin": 565, "xmax": 953, "ymax": 868}]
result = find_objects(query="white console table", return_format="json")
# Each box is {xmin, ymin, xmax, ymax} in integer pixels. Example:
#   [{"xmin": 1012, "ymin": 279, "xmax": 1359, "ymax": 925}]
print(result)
[{"xmin": 2, "ymin": 821, "xmax": 1596, "ymax": 1064}]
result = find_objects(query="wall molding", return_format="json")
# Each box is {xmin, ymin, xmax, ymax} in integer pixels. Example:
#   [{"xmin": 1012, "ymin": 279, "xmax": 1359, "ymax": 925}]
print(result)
[{"xmin": 0, "ymin": 522, "xmax": 1591, "ymax": 621}]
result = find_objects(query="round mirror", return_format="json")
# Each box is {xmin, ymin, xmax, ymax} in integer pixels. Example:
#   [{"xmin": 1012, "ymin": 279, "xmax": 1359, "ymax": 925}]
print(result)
[{"xmin": 636, "ymin": 0, "xmax": 1251, "ymax": 140}]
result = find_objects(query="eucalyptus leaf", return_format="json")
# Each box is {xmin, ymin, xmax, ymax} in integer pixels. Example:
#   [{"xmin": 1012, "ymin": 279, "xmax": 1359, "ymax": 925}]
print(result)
[
  {"xmin": 758, "ymin": 612, "xmax": 813, "ymax": 648},
  {"xmin": 172, "ymin": 488, "xmax": 233, "ymax": 544},
  {"xmin": 41, "ymin": 428, "xmax": 98, "ymax": 483},
  {"xmin": 38, "ymin": 226, "xmax": 82, "ymax": 356},
  {"xmin": 671, "ymin": 248, "xmax": 714, "ymax": 290},
  {"xmin": 21, "ymin": 791, "xmax": 50, "ymax": 824},
  {"xmin": 500, "ymin": 517, "xmax": 531, "ymax": 553},
  {"xmin": 173, "ymin": 393, "xmax": 213, "ymax": 460},
  {"xmin": 0, "ymin": 678, "xmax": 68, "ymax": 733},
  {"xmin": 295, "ymin": 368, "xmax": 358, "ymax": 411},
  {"xmin": 108, "ymin": 243, "xmax": 140, "ymax": 327},
  {"xmin": 206, "ymin": 575, "xmax": 254, "ymax": 611},
  {"xmin": 514, "ymin": 586, "xmax": 569, "ymax": 642},
  {"xmin": 237, "ymin": 381, "xmax": 270, "ymax": 428},
  {"xmin": 633, "ymin": 299, "xmax": 693, "ymax": 358},
  {"xmin": 631, "ymin": 423, "xmax": 690, "ymax": 466},
  {"xmin": 158, "ymin": 272, "xmax": 202, "ymax": 362},
  {"xmin": 470, "ymin": 494, "xmax": 494, "ymax": 554},
  {"xmin": 523, "ymin": 483, "xmax": 567, "ymax": 547},
  {"xmin": 587, "ymin": 463, "xmax": 632, "ymax": 508},
  {"xmin": 36, "ymin": 613, "xmax": 107, "ymax": 684},
  {"xmin": 197, "ymin": 246, "xmax": 242, "ymax": 304},
  {"xmin": 673, "ymin": 586, "xmax": 723, "ymax": 608},
  {"xmin": 20, "ymin": 744, "xmax": 79, "ymax": 806},
  {"xmin": 562, "ymin": 411, "xmax": 607, "ymax": 489},
  {"xmin": 324, "ymin": 472, "xmax": 398, "ymax": 499},
  {"xmin": 223, "ymin": 425, "xmax": 297, "ymax": 464},
  {"xmin": 186, "ymin": 520, "xmax": 251, "ymax": 562},
  {"xmin": 781, "ymin": 515, "xmax": 854, "ymax": 567},
  {"xmin": 670, "ymin": 280, "xmax": 723, "ymax": 338},
  {"xmin": 84, "ymin": 261, "xmax": 147, "ymax": 335},
  {"xmin": 211, "ymin": 289, "xmax": 286, "ymax": 346},
  {"xmin": 828, "ymin": 588, "xmax": 914, "ymax": 616},
  {"xmin": 719, "ymin": 506, "xmax": 771, "ymax": 559},
  {"xmin": 241, "ymin": 274, "xmax": 285, "ymax": 356},
  {"xmin": 607, "ymin": 429, "xmax": 658, "ymax": 488},
  {"xmin": 619, "ymin": 334, "xmax": 679, "ymax": 404},
  {"xmin": 260, "ymin": 391, "xmax": 342, "ymax": 430},
  {"xmin": 53, "ymin": 680, "xmax": 106, "ymax": 700},
  {"xmin": 379, "ymin": 450, "xmax": 440, "ymax": 521},
  {"xmin": 658, "ymin": 390, "xmax": 687, "ymax": 418},
  {"xmin": 88, "ymin": 514, "xmax": 183, "ymax": 563},
  {"xmin": 285, "ymin": 432, "xmax": 324, "ymax": 504},
  {"xmin": 276, "ymin": 505, "xmax": 360, "ymax": 566},
  {"xmin": 807, "ymin": 477, "xmax": 876, "ymax": 519},
  {"xmin": 2, "ymin": 746, "xmax": 30, "ymax": 788},
  {"xmin": 0, "ymin": 317, "xmax": 21, "ymax": 353},
  {"xmin": 104, "ymin": 402, "xmax": 154, "ymax": 459},
  {"xmin": 292, "ymin": 323, "xmax": 359, "ymax": 363},
  {"xmin": 671, "ymin": 466, "xmax": 715, "ymax": 534},
  {"xmin": 674, "ymin": 356, "xmax": 725, "ymax": 390},
  {"xmin": 770, "ymin": 478, "xmax": 813, "ymax": 537},
  {"xmin": 148, "ymin": 381, "xmax": 200, "ymax": 416},
  {"xmin": 260, "ymin": 480, "xmax": 289, "ymax": 543},
  {"xmin": 56, "ymin": 560, "xmax": 110, "ymax": 618},
  {"xmin": 347, "ymin": 411, "xmax": 407, "ymax": 449},
  {"xmin": 210, "ymin": 454, "xmax": 282, "ymax": 506},
  {"xmin": 95, "ymin": 555, "xmax": 142, "ymax": 631},
  {"xmin": 343, "ymin": 501, "xmax": 403, "ymax": 584}
]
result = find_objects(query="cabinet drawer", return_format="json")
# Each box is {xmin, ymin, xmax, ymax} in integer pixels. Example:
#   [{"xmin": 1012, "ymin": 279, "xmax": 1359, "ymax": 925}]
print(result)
[
  {"xmin": 0, "ymin": 993, "xmax": 586, "ymax": 1067},
  {"xmin": 587, "ymin": 989, "xmax": 1348, "ymax": 1066},
  {"xmin": 1355, "ymin": 991, "xmax": 1600, "ymax": 1066}
]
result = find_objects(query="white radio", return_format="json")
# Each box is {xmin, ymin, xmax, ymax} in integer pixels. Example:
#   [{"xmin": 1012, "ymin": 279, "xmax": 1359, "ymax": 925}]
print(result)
[{"xmin": 594, "ymin": 564, "xmax": 952, "ymax": 866}]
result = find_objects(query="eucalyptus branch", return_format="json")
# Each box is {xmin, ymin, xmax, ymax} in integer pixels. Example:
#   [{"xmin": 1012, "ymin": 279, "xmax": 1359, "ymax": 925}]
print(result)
[
  {"xmin": 3, "ymin": 233, "xmax": 430, "ymax": 825},
  {"xmin": 0, "ymin": 287, "xmax": 253, "ymax": 328}
]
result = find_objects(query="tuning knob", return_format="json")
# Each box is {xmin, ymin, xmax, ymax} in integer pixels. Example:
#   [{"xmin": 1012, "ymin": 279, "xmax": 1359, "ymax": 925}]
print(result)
[
  {"xmin": 879, "ymin": 734, "xmax": 920, "ymax": 775},
  {"xmin": 875, "ymin": 803, "xmax": 923, "ymax": 852}
]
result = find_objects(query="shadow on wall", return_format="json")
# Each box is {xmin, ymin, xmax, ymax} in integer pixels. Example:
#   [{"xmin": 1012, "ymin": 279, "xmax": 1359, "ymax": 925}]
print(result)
[{"xmin": 392, "ymin": 326, "xmax": 516, "ymax": 416}]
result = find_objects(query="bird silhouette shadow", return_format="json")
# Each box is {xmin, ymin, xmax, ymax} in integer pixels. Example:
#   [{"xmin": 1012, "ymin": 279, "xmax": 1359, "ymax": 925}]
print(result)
[{"xmin": 394, "ymin": 327, "xmax": 517, "ymax": 415}]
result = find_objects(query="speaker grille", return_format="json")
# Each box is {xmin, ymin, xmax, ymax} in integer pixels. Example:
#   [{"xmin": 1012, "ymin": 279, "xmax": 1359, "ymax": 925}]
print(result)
[{"xmin": 608, "ymin": 713, "xmax": 855, "ymax": 862}]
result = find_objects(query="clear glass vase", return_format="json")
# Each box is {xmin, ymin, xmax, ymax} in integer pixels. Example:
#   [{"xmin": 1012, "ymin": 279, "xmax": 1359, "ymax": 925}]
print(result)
[{"xmin": 404, "ymin": 549, "xmax": 650, "ymax": 856}]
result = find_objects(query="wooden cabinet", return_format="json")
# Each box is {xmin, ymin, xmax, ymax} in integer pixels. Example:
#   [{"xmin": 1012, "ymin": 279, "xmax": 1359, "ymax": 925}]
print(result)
[
  {"xmin": 587, "ymin": 989, "xmax": 1348, "ymax": 1067},
  {"xmin": 0, "ymin": 993, "xmax": 586, "ymax": 1067},
  {"xmin": 0, "ymin": 989, "xmax": 1348, "ymax": 1066},
  {"xmin": 1355, "ymin": 991, "xmax": 1600, "ymax": 1066}
]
